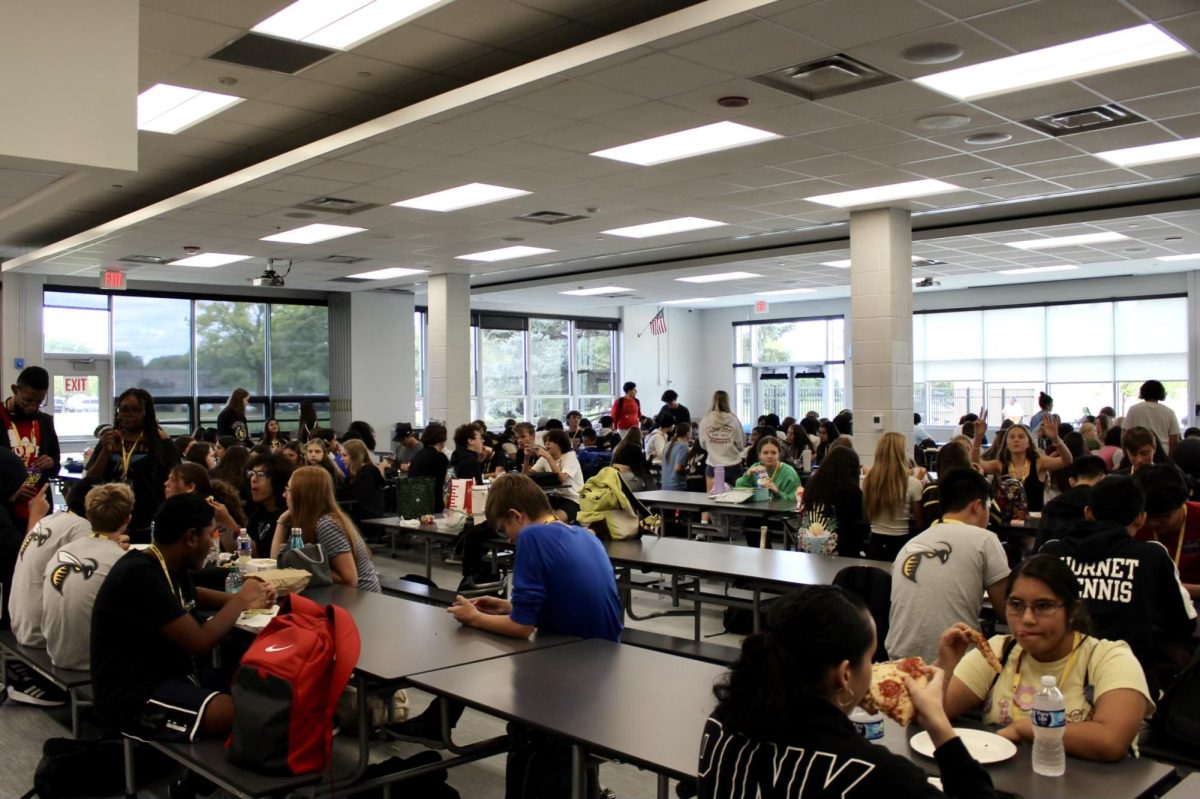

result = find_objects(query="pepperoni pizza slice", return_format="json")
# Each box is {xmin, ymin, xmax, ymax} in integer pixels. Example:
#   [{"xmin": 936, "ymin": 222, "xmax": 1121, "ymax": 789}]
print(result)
[
  {"xmin": 863, "ymin": 656, "xmax": 929, "ymax": 727},
  {"xmin": 964, "ymin": 627, "xmax": 1004, "ymax": 674}
]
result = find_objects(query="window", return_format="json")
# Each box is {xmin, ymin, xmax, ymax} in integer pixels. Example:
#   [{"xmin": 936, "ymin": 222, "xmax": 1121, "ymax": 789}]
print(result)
[
  {"xmin": 114, "ymin": 296, "xmax": 192, "ymax": 395},
  {"xmin": 530, "ymin": 318, "xmax": 569, "ymax": 421},
  {"xmin": 575, "ymin": 322, "xmax": 615, "ymax": 417},
  {"xmin": 731, "ymin": 317, "xmax": 846, "ymax": 419},
  {"xmin": 44, "ymin": 292, "xmax": 111, "ymax": 355},
  {"xmin": 479, "ymin": 317, "xmax": 526, "ymax": 427},
  {"xmin": 270, "ymin": 304, "xmax": 329, "ymax": 395},
  {"xmin": 195, "ymin": 300, "xmax": 266, "ymax": 395}
]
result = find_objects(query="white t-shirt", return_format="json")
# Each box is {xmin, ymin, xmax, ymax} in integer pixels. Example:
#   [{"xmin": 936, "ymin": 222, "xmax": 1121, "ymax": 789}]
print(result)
[
  {"xmin": 868, "ymin": 475, "xmax": 924, "ymax": 536},
  {"xmin": 8, "ymin": 511, "xmax": 92, "ymax": 646},
  {"xmin": 644, "ymin": 430, "xmax": 668, "ymax": 465},
  {"xmin": 532, "ymin": 450, "xmax": 584, "ymax": 503},
  {"xmin": 886, "ymin": 521, "xmax": 1010, "ymax": 663},
  {"xmin": 42, "ymin": 535, "xmax": 126, "ymax": 670},
  {"xmin": 1123, "ymin": 401, "xmax": 1180, "ymax": 449}
]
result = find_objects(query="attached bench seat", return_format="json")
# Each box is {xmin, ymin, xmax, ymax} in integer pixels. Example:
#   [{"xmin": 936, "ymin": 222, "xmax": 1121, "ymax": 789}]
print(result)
[
  {"xmin": 0, "ymin": 629, "xmax": 92, "ymax": 737},
  {"xmin": 135, "ymin": 738, "xmax": 320, "ymax": 799},
  {"xmin": 619, "ymin": 627, "xmax": 739, "ymax": 665}
]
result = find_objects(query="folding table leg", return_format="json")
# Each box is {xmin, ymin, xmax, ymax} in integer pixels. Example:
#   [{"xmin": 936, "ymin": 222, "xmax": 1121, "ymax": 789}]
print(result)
[
  {"xmin": 658, "ymin": 774, "xmax": 669, "ymax": 799},
  {"xmin": 123, "ymin": 737, "xmax": 136, "ymax": 799},
  {"xmin": 571, "ymin": 744, "xmax": 586, "ymax": 799}
]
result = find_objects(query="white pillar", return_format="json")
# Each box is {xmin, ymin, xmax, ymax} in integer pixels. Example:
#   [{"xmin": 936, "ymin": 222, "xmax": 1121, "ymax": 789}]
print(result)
[
  {"xmin": 328, "ymin": 291, "xmax": 415, "ymax": 439},
  {"xmin": 1, "ymin": 272, "xmax": 46, "ymax": 388},
  {"xmin": 849, "ymin": 207, "xmax": 913, "ymax": 462},
  {"xmin": 427, "ymin": 273, "xmax": 472, "ymax": 425}
]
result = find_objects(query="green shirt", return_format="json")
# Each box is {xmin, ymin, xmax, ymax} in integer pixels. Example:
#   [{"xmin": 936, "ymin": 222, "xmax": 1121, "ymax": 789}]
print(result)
[{"xmin": 735, "ymin": 462, "xmax": 800, "ymax": 501}]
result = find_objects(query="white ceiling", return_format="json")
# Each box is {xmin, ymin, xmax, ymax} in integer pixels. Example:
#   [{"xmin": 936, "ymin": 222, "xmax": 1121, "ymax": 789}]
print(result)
[{"xmin": 4, "ymin": 0, "xmax": 1200, "ymax": 310}]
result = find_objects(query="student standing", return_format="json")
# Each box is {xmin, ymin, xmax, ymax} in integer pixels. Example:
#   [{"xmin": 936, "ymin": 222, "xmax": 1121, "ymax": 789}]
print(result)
[
  {"xmin": 657, "ymin": 389, "xmax": 690, "ymax": 425},
  {"xmin": 698, "ymin": 390, "xmax": 745, "ymax": 491},
  {"xmin": 863, "ymin": 432, "xmax": 925, "ymax": 562},
  {"xmin": 1123, "ymin": 380, "xmax": 1180, "ymax": 455},
  {"xmin": 216, "ymin": 388, "xmax": 250, "ymax": 445},
  {"xmin": 0, "ymin": 366, "xmax": 61, "ymax": 522},
  {"xmin": 90, "ymin": 494, "xmax": 273, "ymax": 742},
  {"xmin": 660, "ymin": 423, "xmax": 692, "ymax": 491},
  {"xmin": 610, "ymin": 382, "xmax": 641, "ymax": 431}
]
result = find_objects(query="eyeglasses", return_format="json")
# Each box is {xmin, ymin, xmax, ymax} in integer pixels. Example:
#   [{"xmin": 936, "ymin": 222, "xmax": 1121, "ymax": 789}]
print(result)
[
  {"xmin": 116, "ymin": 405, "xmax": 143, "ymax": 415},
  {"xmin": 247, "ymin": 470, "xmax": 269, "ymax": 481},
  {"xmin": 1004, "ymin": 598, "xmax": 1064, "ymax": 617},
  {"xmin": 14, "ymin": 391, "xmax": 46, "ymax": 409}
]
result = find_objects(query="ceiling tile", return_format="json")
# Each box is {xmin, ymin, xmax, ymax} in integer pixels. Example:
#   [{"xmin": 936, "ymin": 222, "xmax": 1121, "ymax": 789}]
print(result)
[
  {"xmin": 803, "ymin": 121, "xmax": 915, "ymax": 151},
  {"xmin": 770, "ymin": 0, "xmax": 951, "ymax": 50},
  {"xmin": 583, "ymin": 52, "xmax": 736, "ymax": 99},
  {"xmin": 668, "ymin": 19, "xmax": 830, "ymax": 76},
  {"xmin": 139, "ymin": 5, "xmax": 242, "ymax": 59},
  {"xmin": 816, "ymin": 82, "xmax": 950, "ymax": 120},
  {"xmin": 1079, "ymin": 56, "xmax": 1200, "ymax": 103},
  {"xmin": 508, "ymin": 79, "xmax": 644, "ymax": 119},
  {"xmin": 966, "ymin": 0, "xmax": 1145, "ymax": 51}
]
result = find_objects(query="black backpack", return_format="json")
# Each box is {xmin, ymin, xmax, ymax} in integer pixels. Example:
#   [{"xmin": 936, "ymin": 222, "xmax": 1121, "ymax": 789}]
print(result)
[
  {"xmin": 23, "ymin": 737, "xmax": 174, "ymax": 799},
  {"xmin": 1153, "ymin": 644, "xmax": 1200, "ymax": 750}
]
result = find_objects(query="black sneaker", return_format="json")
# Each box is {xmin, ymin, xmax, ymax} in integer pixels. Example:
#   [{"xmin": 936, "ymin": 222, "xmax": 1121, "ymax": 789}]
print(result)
[
  {"xmin": 5, "ymin": 662, "xmax": 68, "ymax": 707},
  {"xmin": 385, "ymin": 713, "xmax": 445, "ymax": 750}
]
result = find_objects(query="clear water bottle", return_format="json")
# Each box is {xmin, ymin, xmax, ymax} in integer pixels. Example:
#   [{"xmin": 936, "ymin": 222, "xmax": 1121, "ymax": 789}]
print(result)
[
  {"xmin": 849, "ymin": 706, "xmax": 884, "ymax": 741},
  {"xmin": 236, "ymin": 527, "xmax": 252, "ymax": 564},
  {"xmin": 756, "ymin": 469, "xmax": 770, "ymax": 488},
  {"xmin": 224, "ymin": 564, "xmax": 242, "ymax": 593},
  {"xmin": 289, "ymin": 527, "xmax": 304, "ymax": 551},
  {"xmin": 1032, "ymin": 675, "xmax": 1066, "ymax": 777}
]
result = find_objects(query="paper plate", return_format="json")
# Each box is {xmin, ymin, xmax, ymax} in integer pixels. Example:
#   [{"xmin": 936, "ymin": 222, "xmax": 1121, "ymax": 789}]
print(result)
[{"xmin": 910, "ymin": 729, "xmax": 1017, "ymax": 764}]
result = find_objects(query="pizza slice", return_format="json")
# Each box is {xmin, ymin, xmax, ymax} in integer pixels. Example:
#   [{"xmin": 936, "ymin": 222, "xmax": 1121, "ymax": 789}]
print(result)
[
  {"xmin": 863, "ymin": 656, "xmax": 929, "ymax": 727},
  {"xmin": 964, "ymin": 627, "xmax": 1003, "ymax": 674}
]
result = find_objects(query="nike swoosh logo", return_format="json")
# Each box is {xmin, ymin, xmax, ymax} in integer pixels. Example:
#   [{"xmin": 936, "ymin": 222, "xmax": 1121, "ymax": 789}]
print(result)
[{"xmin": 265, "ymin": 644, "xmax": 293, "ymax": 653}]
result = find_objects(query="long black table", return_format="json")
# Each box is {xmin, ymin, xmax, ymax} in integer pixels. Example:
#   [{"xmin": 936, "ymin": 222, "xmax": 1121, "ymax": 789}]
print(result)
[
  {"xmin": 361, "ymin": 515, "xmax": 460, "ymax": 573},
  {"xmin": 409, "ymin": 638, "xmax": 724, "ymax": 799},
  {"xmin": 605, "ymin": 536, "xmax": 892, "ymax": 637},
  {"xmin": 635, "ymin": 489, "xmax": 799, "ymax": 519}
]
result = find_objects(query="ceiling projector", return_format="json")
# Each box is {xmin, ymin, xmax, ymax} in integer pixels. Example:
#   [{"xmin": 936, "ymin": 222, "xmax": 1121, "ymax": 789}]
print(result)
[{"xmin": 252, "ymin": 267, "xmax": 286, "ymax": 287}]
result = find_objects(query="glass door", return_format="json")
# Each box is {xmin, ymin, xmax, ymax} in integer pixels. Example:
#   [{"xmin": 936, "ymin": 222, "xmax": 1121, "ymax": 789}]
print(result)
[
  {"xmin": 46, "ymin": 358, "xmax": 111, "ymax": 446},
  {"xmin": 756, "ymin": 369, "xmax": 790, "ymax": 421}
]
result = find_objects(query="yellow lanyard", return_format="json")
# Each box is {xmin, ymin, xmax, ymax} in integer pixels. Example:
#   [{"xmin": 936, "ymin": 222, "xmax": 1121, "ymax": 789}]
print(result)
[
  {"xmin": 147, "ymin": 544, "xmax": 185, "ymax": 611},
  {"xmin": 119, "ymin": 434, "xmax": 142, "ymax": 479},
  {"xmin": 1009, "ymin": 632, "xmax": 1084, "ymax": 717},
  {"xmin": 1152, "ymin": 504, "xmax": 1188, "ymax": 568}
]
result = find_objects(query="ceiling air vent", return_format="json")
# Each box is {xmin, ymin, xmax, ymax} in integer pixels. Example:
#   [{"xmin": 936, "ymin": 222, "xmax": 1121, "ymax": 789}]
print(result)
[
  {"xmin": 118, "ymin": 254, "xmax": 169, "ymax": 265},
  {"xmin": 312, "ymin": 255, "xmax": 368, "ymax": 265},
  {"xmin": 1022, "ymin": 103, "xmax": 1145, "ymax": 137},
  {"xmin": 291, "ymin": 197, "xmax": 379, "ymax": 215},
  {"xmin": 514, "ymin": 211, "xmax": 588, "ymax": 225},
  {"xmin": 209, "ymin": 33, "xmax": 335, "ymax": 75},
  {"xmin": 912, "ymin": 258, "xmax": 946, "ymax": 268},
  {"xmin": 754, "ymin": 54, "xmax": 898, "ymax": 100}
]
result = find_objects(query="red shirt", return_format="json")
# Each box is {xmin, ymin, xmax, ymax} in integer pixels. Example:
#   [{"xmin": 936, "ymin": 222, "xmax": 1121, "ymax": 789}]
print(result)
[
  {"xmin": 1136, "ymin": 500, "xmax": 1200, "ymax": 585},
  {"xmin": 0, "ymin": 403, "xmax": 42, "ymax": 519},
  {"xmin": 610, "ymin": 396, "xmax": 641, "ymax": 431}
]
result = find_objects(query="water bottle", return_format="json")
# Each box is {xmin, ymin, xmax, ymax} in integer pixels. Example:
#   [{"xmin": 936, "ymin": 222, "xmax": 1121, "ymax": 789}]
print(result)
[
  {"xmin": 1032, "ymin": 675, "xmax": 1066, "ymax": 777},
  {"xmin": 756, "ymin": 469, "xmax": 770, "ymax": 488},
  {"xmin": 802, "ymin": 450, "xmax": 813, "ymax": 473},
  {"xmin": 288, "ymin": 527, "xmax": 305, "ymax": 552},
  {"xmin": 149, "ymin": 520, "xmax": 156, "ymax": 542},
  {"xmin": 224, "ymin": 564, "xmax": 242, "ymax": 593},
  {"xmin": 849, "ymin": 706, "xmax": 884, "ymax": 741},
  {"xmin": 236, "ymin": 527, "xmax": 252, "ymax": 564},
  {"xmin": 711, "ymin": 464, "xmax": 725, "ymax": 495}
]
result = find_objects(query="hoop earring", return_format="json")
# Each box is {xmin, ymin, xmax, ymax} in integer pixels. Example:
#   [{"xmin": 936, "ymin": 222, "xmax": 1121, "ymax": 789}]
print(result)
[{"xmin": 834, "ymin": 686, "xmax": 856, "ymax": 709}]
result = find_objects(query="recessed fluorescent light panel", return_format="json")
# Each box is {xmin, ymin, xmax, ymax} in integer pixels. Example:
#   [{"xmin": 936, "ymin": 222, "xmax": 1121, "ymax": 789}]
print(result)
[
  {"xmin": 759, "ymin": 288, "xmax": 817, "ymax": 296},
  {"xmin": 393, "ymin": 183, "xmax": 529, "ymax": 212},
  {"xmin": 347, "ymin": 267, "xmax": 428, "ymax": 280},
  {"xmin": 915, "ymin": 24, "xmax": 1187, "ymax": 101},
  {"xmin": 137, "ymin": 84, "xmax": 243, "ymax": 134},
  {"xmin": 253, "ymin": 0, "xmax": 450, "ymax": 51},
  {"xmin": 822, "ymin": 256, "xmax": 929, "ymax": 268},
  {"xmin": 676, "ymin": 271, "xmax": 761, "ymax": 284},
  {"xmin": 560, "ymin": 286, "xmax": 633, "ymax": 296},
  {"xmin": 1005, "ymin": 231, "xmax": 1128, "ymax": 249},
  {"xmin": 591, "ymin": 122, "xmax": 779, "ymax": 166},
  {"xmin": 1159, "ymin": 253, "xmax": 1200, "ymax": 262},
  {"xmin": 456, "ymin": 246, "xmax": 556, "ymax": 262},
  {"xmin": 602, "ymin": 217, "xmax": 726, "ymax": 239},
  {"xmin": 998, "ymin": 265, "xmax": 1080, "ymax": 276},
  {"xmin": 1095, "ymin": 136, "xmax": 1200, "ymax": 167},
  {"xmin": 662, "ymin": 298, "xmax": 714, "ymax": 305},
  {"xmin": 261, "ymin": 223, "xmax": 367, "ymax": 244},
  {"xmin": 168, "ymin": 253, "xmax": 253, "ymax": 268},
  {"xmin": 805, "ymin": 179, "xmax": 961, "ymax": 208}
]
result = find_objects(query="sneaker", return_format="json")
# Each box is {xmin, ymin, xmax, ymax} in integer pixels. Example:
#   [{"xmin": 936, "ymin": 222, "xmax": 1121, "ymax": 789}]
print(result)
[
  {"xmin": 601, "ymin": 788, "xmax": 617, "ymax": 799},
  {"xmin": 5, "ymin": 663, "xmax": 67, "ymax": 707},
  {"xmin": 384, "ymin": 713, "xmax": 445, "ymax": 750}
]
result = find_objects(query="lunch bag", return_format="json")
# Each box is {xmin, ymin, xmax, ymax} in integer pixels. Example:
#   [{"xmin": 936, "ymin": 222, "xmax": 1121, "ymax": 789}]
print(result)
[{"xmin": 228, "ymin": 593, "xmax": 361, "ymax": 775}]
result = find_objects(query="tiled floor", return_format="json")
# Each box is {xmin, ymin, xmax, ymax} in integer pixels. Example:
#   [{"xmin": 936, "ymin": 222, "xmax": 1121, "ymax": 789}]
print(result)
[{"xmin": 1, "ymin": 536, "xmax": 742, "ymax": 798}]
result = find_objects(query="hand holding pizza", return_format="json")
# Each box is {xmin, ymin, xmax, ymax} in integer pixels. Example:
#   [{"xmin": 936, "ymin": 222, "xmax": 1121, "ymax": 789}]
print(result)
[
  {"xmin": 904, "ymin": 666, "xmax": 955, "ymax": 746},
  {"xmin": 935, "ymin": 622, "xmax": 977, "ymax": 670}
]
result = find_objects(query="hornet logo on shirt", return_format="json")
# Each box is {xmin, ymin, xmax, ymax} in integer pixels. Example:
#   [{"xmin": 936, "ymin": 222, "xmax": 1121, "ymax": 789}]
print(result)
[
  {"xmin": 901, "ymin": 541, "xmax": 952, "ymax": 583},
  {"xmin": 49, "ymin": 551, "xmax": 99, "ymax": 593},
  {"xmin": 18, "ymin": 525, "xmax": 50, "ymax": 560}
]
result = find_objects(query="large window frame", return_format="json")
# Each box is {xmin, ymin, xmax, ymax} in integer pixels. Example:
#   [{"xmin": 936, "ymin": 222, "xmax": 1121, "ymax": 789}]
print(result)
[{"xmin": 730, "ymin": 316, "xmax": 847, "ymax": 421}]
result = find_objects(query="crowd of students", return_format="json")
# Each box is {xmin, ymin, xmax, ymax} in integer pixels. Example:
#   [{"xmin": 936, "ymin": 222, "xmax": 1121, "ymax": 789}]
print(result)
[{"xmin": 2, "ymin": 370, "xmax": 1198, "ymax": 799}]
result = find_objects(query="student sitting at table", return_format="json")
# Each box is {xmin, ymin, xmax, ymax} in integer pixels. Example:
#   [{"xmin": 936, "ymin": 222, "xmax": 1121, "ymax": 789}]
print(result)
[
  {"xmin": 271, "ymin": 466, "xmax": 381, "ymax": 593},
  {"xmin": 660, "ymin": 423, "xmax": 692, "ymax": 492},
  {"xmin": 449, "ymin": 423, "xmax": 487, "ymax": 485},
  {"xmin": 938, "ymin": 555, "xmax": 1155, "ymax": 760},
  {"xmin": 801, "ymin": 445, "xmax": 867, "ymax": 557},
  {"xmin": 1133, "ymin": 464, "xmax": 1200, "ymax": 599},
  {"xmin": 244, "ymin": 452, "xmax": 293, "ymax": 556},
  {"xmin": 90, "ymin": 494, "xmax": 273, "ymax": 742},
  {"xmin": 814, "ymin": 419, "xmax": 840, "ymax": 464},
  {"xmin": 887, "ymin": 469, "xmax": 1010, "ymax": 665},
  {"xmin": 735, "ymin": 436, "xmax": 799, "ymax": 547},
  {"xmin": 644, "ymin": 412, "xmax": 674, "ymax": 466},
  {"xmin": 43, "ymin": 483, "xmax": 134, "ymax": 671},
  {"xmin": 972, "ymin": 414, "xmax": 1073, "ymax": 514},
  {"xmin": 700, "ymin": 585, "xmax": 997, "ymax": 799},
  {"xmin": 611, "ymin": 427, "xmax": 651, "ymax": 491},
  {"xmin": 529, "ymin": 429, "xmax": 585, "ymax": 522},
  {"xmin": 1034, "ymin": 455, "xmax": 1107, "ymax": 550},
  {"xmin": 338, "ymin": 439, "xmax": 387, "ymax": 526}
]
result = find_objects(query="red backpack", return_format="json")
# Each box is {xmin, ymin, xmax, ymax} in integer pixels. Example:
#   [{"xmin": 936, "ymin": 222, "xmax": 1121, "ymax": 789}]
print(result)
[{"xmin": 228, "ymin": 593, "xmax": 361, "ymax": 775}]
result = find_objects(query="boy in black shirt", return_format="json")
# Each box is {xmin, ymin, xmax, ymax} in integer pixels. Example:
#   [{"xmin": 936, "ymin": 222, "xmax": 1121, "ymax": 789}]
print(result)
[{"xmin": 90, "ymin": 494, "xmax": 272, "ymax": 742}]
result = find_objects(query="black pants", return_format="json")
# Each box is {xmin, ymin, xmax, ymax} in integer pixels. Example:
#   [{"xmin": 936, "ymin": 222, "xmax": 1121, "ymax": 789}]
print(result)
[
  {"xmin": 866, "ymin": 531, "xmax": 916, "ymax": 562},
  {"xmin": 458, "ymin": 521, "xmax": 497, "ymax": 579}
]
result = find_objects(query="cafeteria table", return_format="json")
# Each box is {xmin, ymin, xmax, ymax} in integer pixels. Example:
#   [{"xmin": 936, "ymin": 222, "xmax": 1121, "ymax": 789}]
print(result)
[
  {"xmin": 361, "ymin": 514, "xmax": 465, "ymax": 574},
  {"xmin": 409, "ymin": 638, "xmax": 724, "ymax": 799}
]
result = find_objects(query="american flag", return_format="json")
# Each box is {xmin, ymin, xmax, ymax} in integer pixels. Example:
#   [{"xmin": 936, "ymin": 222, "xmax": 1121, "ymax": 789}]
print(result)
[{"xmin": 649, "ymin": 308, "xmax": 667, "ymax": 336}]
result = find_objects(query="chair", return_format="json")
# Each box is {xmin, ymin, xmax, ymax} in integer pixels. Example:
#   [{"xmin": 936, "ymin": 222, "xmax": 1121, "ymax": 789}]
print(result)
[{"xmin": 833, "ymin": 566, "xmax": 893, "ymax": 662}]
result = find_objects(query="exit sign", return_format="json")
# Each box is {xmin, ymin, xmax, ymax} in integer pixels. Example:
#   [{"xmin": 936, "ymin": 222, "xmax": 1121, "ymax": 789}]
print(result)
[
  {"xmin": 100, "ymin": 269, "xmax": 126, "ymax": 290},
  {"xmin": 64, "ymin": 377, "xmax": 89, "ymax": 393},
  {"xmin": 755, "ymin": 300, "xmax": 768, "ymax": 314}
]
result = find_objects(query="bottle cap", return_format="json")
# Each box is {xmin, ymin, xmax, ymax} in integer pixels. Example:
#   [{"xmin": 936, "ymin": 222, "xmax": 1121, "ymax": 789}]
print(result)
[{"xmin": 1041, "ymin": 675, "xmax": 1056, "ymax": 686}]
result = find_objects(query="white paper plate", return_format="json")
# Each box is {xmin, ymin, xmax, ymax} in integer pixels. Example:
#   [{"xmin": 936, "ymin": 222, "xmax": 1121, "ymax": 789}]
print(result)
[{"xmin": 910, "ymin": 729, "xmax": 1017, "ymax": 764}]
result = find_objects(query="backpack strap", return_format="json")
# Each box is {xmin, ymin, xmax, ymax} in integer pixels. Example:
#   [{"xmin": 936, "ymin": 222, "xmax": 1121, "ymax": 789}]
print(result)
[
  {"xmin": 324, "ymin": 602, "xmax": 362, "ymax": 711},
  {"xmin": 987, "ymin": 635, "xmax": 1018, "ymax": 695}
]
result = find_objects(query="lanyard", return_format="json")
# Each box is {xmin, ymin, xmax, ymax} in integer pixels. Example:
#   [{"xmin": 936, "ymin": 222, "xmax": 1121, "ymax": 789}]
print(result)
[
  {"xmin": 1009, "ymin": 632, "xmax": 1084, "ymax": 717},
  {"xmin": 1150, "ymin": 503, "xmax": 1188, "ymax": 568},
  {"xmin": 119, "ymin": 434, "xmax": 142, "ymax": 479},
  {"xmin": 147, "ymin": 544, "xmax": 186, "ymax": 612},
  {"xmin": 0, "ymin": 401, "xmax": 39, "ymax": 464}
]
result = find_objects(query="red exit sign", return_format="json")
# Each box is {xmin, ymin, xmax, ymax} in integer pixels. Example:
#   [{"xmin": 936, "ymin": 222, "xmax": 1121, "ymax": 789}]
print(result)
[
  {"xmin": 100, "ymin": 269, "xmax": 126, "ymax": 290},
  {"xmin": 64, "ymin": 377, "xmax": 89, "ymax": 393}
]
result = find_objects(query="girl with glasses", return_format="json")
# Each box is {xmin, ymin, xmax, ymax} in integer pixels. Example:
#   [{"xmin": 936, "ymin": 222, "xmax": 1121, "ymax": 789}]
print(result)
[{"xmin": 936, "ymin": 555, "xmax": 1153, "ymax": 761}]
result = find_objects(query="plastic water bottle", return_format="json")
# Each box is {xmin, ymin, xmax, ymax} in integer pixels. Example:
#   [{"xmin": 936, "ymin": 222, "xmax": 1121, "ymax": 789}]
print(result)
[
  {"xmin": 1032, "ymin": 675, "xmax": 1066, "ymax": 777},
  {"xmin": 756, "ymin": 470, "xmax": 770, "ymax": 488},
  {"xmin": 849, "ymin": 707, "xmax": 884, "ymax": 741},
  {"xmin": 224, "ymin": 564, "xmax": 242, "ymax": 593},
  {"xmin": 711, "ymin": 464, "xmax": 725, "ymax": 495},
  {"xmin": 288, "ymin": 527, "xmax": 304, "ymax": 552},
  {"xmin": 236, "ymin": 528, "xmax": 252, "ymax": 564}
]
